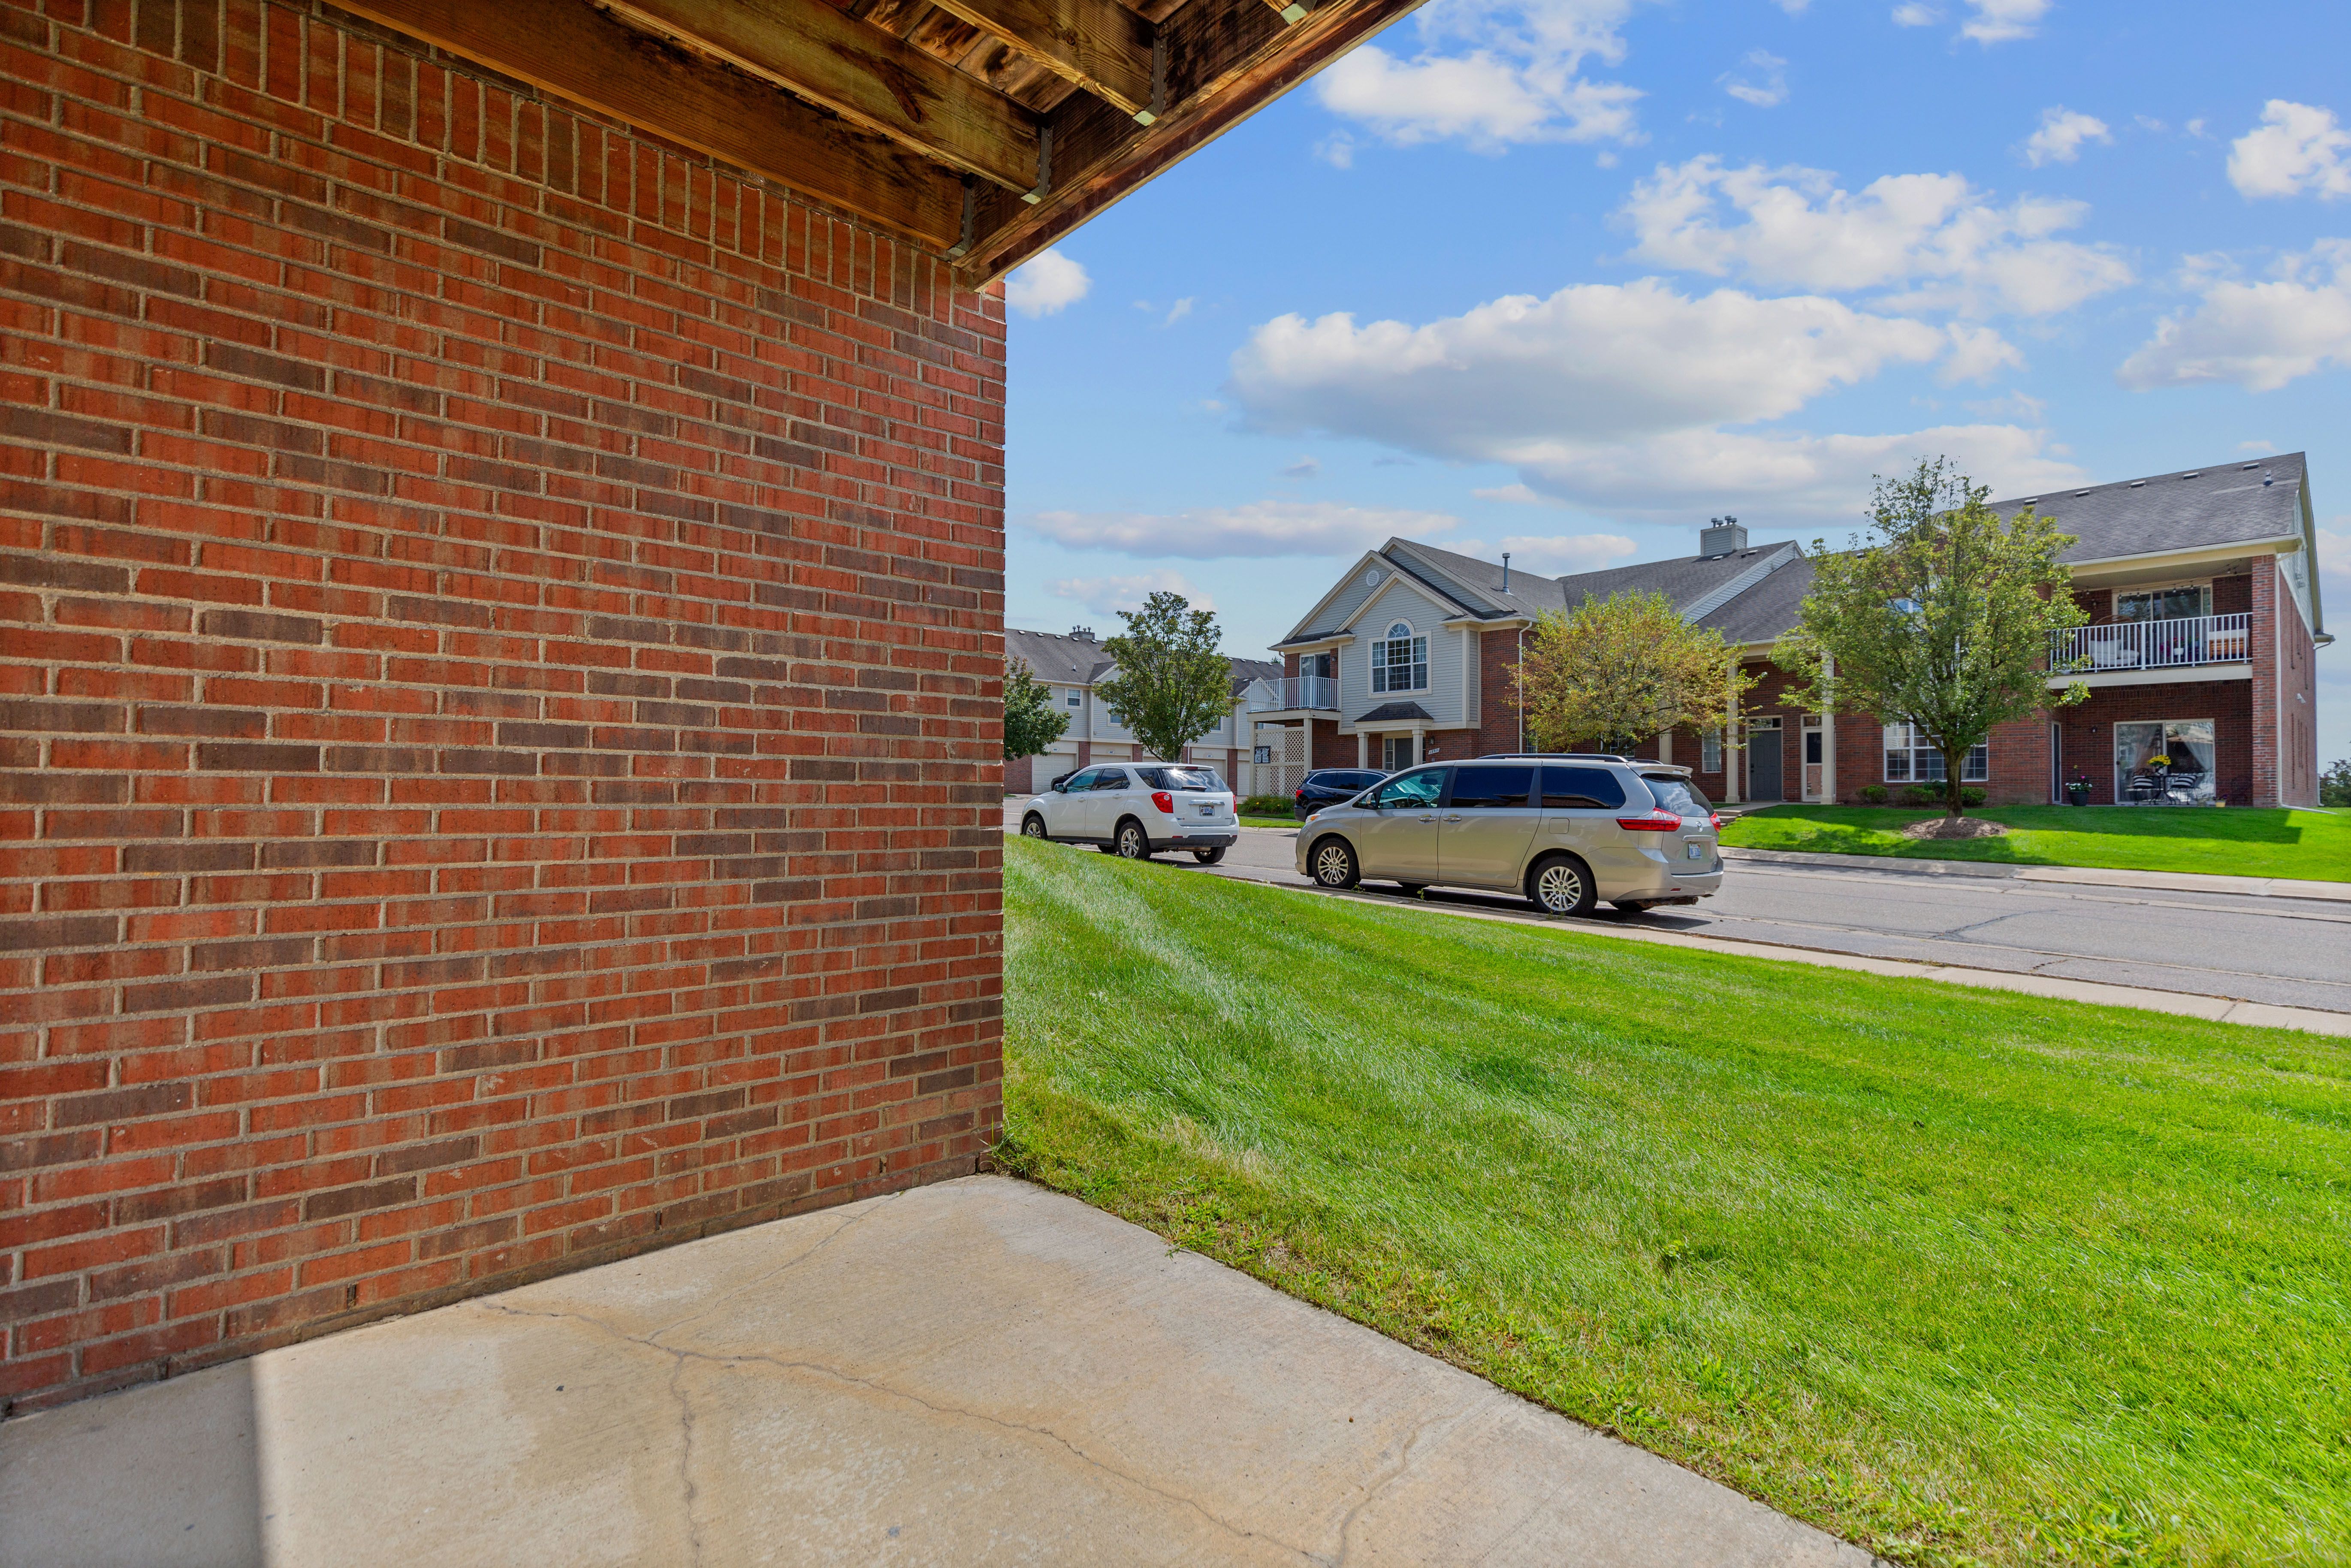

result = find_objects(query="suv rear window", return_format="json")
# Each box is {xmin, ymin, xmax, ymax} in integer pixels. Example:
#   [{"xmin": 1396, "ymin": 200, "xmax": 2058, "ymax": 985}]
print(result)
[
  {"xmin": 1138, "ymin": 766, "xmax": 1222, "ymax": 791},
  {"xmin": 1641, "ymin": 775, "xmax": 1711, "ymax": 817},
  {"xmin": 1539, "ymin": 765, "xmax": 1626, "ymax": 809}
]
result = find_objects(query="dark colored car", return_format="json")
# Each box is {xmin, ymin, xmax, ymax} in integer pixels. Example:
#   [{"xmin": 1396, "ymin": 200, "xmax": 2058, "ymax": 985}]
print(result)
[{"xmin": 1293, "ymin": 768, "xmax": 1389, "ymax": 818}]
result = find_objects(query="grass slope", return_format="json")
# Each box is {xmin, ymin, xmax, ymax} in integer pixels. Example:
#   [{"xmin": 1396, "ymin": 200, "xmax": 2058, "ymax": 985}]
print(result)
[
  {"xmin": 1721, "ymin": 805, "xmax": 2351, "ymax": 883},
  {"xmin": 1000, "ymin": 836, "xmax": 2351, "ymax": 1567}
]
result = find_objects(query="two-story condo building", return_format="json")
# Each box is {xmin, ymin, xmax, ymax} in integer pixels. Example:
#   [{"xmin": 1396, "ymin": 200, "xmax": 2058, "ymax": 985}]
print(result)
[
  {"xmin": 1005, "ymin": 626, "xmax": 1282, "ymax": 796},
  {"xmin": 1254, "ymin": 454, "xmax": 2328, "ymax": 808}
]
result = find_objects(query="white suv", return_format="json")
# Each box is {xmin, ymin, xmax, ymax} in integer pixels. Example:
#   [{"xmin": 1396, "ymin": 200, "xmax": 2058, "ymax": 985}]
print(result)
[{"xmin": 1020, "ymin": 763, "xmax": 1239, "ymax": 863}]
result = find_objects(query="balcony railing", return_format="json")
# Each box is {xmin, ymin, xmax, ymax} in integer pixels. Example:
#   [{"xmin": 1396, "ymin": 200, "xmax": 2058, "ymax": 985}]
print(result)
[
  {"xmin": 2049, "ymin": 612, "xmax": 2249, "ymax": 675},
  {"xmin": 1245, "ymin": 675, "xmax": 1340, "ymax": 713}
]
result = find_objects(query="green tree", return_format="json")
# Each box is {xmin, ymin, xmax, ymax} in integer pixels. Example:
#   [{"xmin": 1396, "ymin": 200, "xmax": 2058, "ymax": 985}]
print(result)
[
  {"xmin": 2321, "ymin": 757, "xmax": 2351, "ymax": 808},
  {"xmin": 1095, "ymin": 592, "xmax": 1234, "ymax": 763},
  {"xmin": 1517, "ymin": 589, "xmax": 1757, "ymax": 756},
  {"xmin": 1002, "ymin": 655, "xmax": 1068, "ymax": 762},
  {"xmin": 1775, "ymin": 457, "xmax": 2088, "ymax": 820}
]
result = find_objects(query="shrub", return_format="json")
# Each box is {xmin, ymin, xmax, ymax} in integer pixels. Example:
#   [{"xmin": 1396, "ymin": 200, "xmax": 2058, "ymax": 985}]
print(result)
[
  {"xmin": 1239, "ymin": 794, "xmax": 1295, "ymax": 817},
  {"xmin": 1857, "ymin": 784, "xmax": 1889, "ymax": 805},
  {"xmin": 1960, "ymin": 786, "xmax": 1986, "ymax": 807},
  {"xmin": 1898, "ymin": 785, "xmax": 1940, "ymax": 808}
]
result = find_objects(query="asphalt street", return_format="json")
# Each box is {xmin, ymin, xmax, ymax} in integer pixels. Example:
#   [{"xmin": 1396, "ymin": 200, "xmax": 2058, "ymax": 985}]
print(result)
[{"xmin": 1003, "ymin": 805, "xmax": 2351, "ymax": 1015}]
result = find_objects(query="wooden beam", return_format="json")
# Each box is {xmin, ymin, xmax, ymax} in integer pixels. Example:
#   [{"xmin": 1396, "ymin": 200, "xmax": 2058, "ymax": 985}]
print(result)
[
  {"xmin": 336, "ymin": 0, "xmax": 966, "ymax": 248},
  {"xmin": 603, "ymin": 0, "xmax": 1039, "ymax": 192},
  {"xmin": 924, "ymin": 0, "xmax": 1156, "ymax": 120},
  {"xmin": 958, "ymin": 0, "xmax": 1426, "ymax": 278}
]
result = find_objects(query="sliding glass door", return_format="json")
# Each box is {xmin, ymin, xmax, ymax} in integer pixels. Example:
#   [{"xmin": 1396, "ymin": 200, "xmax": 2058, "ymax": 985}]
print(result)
[{"xmin": 2112, "ymin": 719, "xmax": 2215, "ymax": 805}]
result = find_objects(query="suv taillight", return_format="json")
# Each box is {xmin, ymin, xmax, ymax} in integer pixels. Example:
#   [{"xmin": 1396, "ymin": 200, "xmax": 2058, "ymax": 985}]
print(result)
[
  {"xmin": 1151, "ymin": 790, "xmax": 1175, "ymax": 814},
  {"xmin": 1615, "ymin": 809, "xmax": 1684, "ymax": 832}
]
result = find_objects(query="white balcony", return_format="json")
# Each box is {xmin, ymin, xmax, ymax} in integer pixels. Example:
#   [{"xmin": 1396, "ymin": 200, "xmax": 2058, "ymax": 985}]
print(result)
[
  {"xmin": 2049, "ymin": 612, "xmax": 2249, "ymax": 677},
  {"xmin": 1246, "ymin": 675, "xmax": 1340, "ymax": 714}
]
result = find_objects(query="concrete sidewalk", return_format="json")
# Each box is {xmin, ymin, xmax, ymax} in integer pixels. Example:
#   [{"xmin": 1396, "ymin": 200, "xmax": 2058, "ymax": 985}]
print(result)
[
  {"xmin": 1720, "ymin": 845, "xmax": 2351, "ymax": 902},
  {"xmin": 1, "ymin": 1176, "xmax": 1874, "ymax": 1568}
]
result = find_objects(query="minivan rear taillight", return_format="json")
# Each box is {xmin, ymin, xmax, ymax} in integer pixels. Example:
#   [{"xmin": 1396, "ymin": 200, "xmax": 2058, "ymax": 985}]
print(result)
[
  {"xmin": 1151, "ymin": 790, "xmax": 1175, "ymax": 815},
  {"xmin": 1615, "ymin": 810, "xmax": 1684, "ymax": 832}
]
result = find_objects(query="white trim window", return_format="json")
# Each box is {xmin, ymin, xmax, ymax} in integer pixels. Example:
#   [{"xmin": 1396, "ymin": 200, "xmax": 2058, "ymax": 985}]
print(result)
[
  {"xmin": 1701, "ymin": 728, "xmax": 1722, "ymax": 772},
  {"xmin": 1370, "ymin": 620, "xmax": 1428, "ymax": 693},
  {"xmin": 1883, "ymin": 721, "xmax": 1987, "ymax": 783},
  {"xmin": 2113, "ymin": 581, "xmax": 2210, "ymax": 623}
]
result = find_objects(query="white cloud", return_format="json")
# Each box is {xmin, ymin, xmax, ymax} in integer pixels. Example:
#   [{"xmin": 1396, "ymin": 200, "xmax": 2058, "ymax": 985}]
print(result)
[
  {"xmin": 1722, "ymin": 50, "xmax": 1788, "ymax": 109},
  {"xmin": 1048, "ymin": 570, "xmax": 1212, "ymax": 616},
  {"xmin": 2317, "ymin": 525, "xmax": 2351, "ymax": 601},
  {"xmin": 1315, "ymin": 132, "xmax": 1357, "ymax": 168},
  {"xmin": 1225, "ymin": 280, "xmax": 2078, "ymax": 524},
  {"xmin": 1959, "ymin": 0, "xmax": 2048, "ymax": 43},
  {"xmin": 1163, "ymin": 298, "xmax": 1196, "ymax": 327},
  {"xmin": 1313, "ymin": 0, "xmax": 1646, "ymax": 151},
  {"xmin": 2228, "ymin": 101, "xmax": 2351, "ymax": 201},
  {"xmin": 1468, "ymin": 533, "xmax": 1641, "ymax": 573},
  {"xmin": 1231, "ymin": 280, "xmax": 1950, "ymax": 455},
  {"xmin": 1939, "ymin": 323, "xmax": 2026, "ymax": 383},
  {"xmin": 1773, "ymin": 0, "xmax": 1810, "ymax": 12},
  {"xmin": 2119, "ymin": 240, "xmax": 2351, "ymax": 392},
  {"xmin": 1619, "ymin": 155, "xmax": 2131, "ymax": 316},
  {"xmin": 2022, "ymin": 106, "xmax": 2111, "ymax": 167},
  {"xmin": 1020, "ymin": 500, "xmax": 1464, "ymax": 559},
  {"xmin": 1891, "ymin": 2, "xmax": 1938, "ymax": 24},
  {"xmin": 1004, "ymin": 249, "xmax": 1090, "ymax": 317},
  {"xmin": 1502, "ymin": 423, "xmax": 2086, "ymax": 522},
  {"xmin": 1282, "ymin": 456, "xmax": 1322, "ymax": 479},
  {"xmin": 2238, "ymin": 439, "xmax": 2277, "ymax": 454},
  {"xmin": 1474, "ymin": 482, "xmax": 1548, "ymax": 504}
]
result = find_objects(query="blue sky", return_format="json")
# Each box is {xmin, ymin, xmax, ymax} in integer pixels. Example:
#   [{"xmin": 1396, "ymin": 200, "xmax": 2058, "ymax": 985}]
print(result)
[{"xmin": 1000, "ymin": 0, "xmax": 2351, "ymax": 765}]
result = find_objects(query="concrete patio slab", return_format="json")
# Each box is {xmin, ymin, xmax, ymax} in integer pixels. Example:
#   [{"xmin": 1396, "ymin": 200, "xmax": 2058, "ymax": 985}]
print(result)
[{"xmin": 1, "ymin": 1176, "xmax": 1874, "ymax": 1568}]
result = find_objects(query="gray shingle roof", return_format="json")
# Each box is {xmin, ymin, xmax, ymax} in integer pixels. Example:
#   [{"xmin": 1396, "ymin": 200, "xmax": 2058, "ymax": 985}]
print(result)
[
  {"xmin": 1008, "ymin": 627, "xmax": 1283, "ymax": 695},
  {"xmin": 1355, "ymin": 700, "xmax": 1435, "ymax": 723},
  {"xmin": 1989, "ymin": 452, "xmax": 2309, "ymax": 563}
]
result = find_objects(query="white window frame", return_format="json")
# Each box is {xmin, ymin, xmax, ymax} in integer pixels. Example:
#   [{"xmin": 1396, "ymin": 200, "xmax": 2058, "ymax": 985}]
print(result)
[
  {"xmin": 1701, "ymin": 727, "xmax": 1722, "ymax": 772},
  {"xmin": 1883, "ymin": 721, "xmax": 1987, "ymax": 784},
  {"xmin": 2112, "ymin": 579, "xmax": 2212, "ymax": 624},
  {"xmin": 1370, "ymin": 620, "xmax": 1428, "ymax": 694}
]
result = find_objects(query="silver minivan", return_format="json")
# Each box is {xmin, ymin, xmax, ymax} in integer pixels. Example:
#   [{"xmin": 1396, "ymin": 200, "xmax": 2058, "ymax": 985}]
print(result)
[{"xmin": 1292, "ymin": 755, "xmax": 1723, "ymax": 915}]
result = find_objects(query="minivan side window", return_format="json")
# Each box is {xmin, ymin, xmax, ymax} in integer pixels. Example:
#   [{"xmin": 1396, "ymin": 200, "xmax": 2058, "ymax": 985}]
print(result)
[
  {"xmin": 1371, "ymin": 769, "xmax": 1446, "ymax": 809},
  {"xmin": 1539, "ymin": 766, "xmax": 1627, "ymax": 809},
  {"xmin": 1447, "ymin": 765, "xmax": 1533, "ymax": 809}
]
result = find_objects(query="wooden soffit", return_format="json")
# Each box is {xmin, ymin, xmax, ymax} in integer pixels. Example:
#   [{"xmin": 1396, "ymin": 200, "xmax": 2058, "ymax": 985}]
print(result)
[{"xmin": 335, "ymin": 0, "xmax": 1429, "ymax": 282}]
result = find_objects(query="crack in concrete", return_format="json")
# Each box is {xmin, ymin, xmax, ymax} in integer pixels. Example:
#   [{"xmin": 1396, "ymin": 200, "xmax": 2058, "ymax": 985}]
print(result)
[
  {"xmin": 471, "ymin": 1296, "xmax": 1321, "ymax": 1564},
  {"xmin": 644, "ymin": 1196, "xmax": 893, "ymax": 1349},
  {"xmin": 1323, "ymin": 1402, "xmax": 1474, "ymax": 1568},
  {"xmin": 668, "ymin": 1351, "xmax": 706, "ymax": 1568}
]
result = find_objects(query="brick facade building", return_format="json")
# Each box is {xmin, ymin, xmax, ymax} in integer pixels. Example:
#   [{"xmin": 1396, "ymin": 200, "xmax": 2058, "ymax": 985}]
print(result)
[
  {"xmin": 1255, "ymin": 459, "xmax": 2328, "ymax": 812},
  {"xmin": 0, "ymin": 0, "xmax": 1417, "ymax": 1411}
]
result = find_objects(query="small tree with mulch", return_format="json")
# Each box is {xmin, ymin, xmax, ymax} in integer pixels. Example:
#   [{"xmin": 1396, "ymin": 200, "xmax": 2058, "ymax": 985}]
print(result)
[{"xmin": 1517, "ymin": 589, "xmax": 1755, "ymax": 757}]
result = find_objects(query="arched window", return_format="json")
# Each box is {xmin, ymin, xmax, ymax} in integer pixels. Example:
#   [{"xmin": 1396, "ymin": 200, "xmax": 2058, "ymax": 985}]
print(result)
[{"xmin": 1371, "ymin": 619, "xmax": 1428, "ymax": 693}]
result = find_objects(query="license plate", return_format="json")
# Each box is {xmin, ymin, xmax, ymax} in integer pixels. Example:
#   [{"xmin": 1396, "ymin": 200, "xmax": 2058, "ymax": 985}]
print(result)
[
  {"xmin": 1685, "ymin": 840, "xmax": 1705, "ymax": 860},
  {"xmin": 1197, "ymin": 805, "xmax": 1217, "ymax": 817}
]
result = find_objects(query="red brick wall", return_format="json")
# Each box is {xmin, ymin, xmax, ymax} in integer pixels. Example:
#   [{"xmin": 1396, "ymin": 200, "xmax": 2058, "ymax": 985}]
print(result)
[
  {"xmin": 2250, "ymin": 558, "xmax": 2278, "ymax": 806},
  {"xmin": 1473, "ymin": 627, "xmax": 1523, "ymax": 757},
  {"xmin": 2054, "ymin": 681, "xmax": 2255, "ymax": 805},
  {"xmin": 0, "ymin": 0, "xmax": 1005, "ymax": 1413},
  {"xmin": 2272, "ymin": 559, "xmax": 2318, "ymax": 807}
]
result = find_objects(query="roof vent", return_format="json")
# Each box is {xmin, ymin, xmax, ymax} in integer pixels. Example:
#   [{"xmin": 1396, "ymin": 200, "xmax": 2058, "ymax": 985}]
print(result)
[
  {"xmin": 1699, "ymin": 516, "xmax": 1747, "ymax": 557},
  {"xmin": 1071, "ymin": 625, "xmax": 1095, "ymax": 640},
  {"xmin": 2242, "ymin": 462, "xmax": 2260, "ymax": 470},
  {"xmin": 2182, "ymin": 471, "xmax": 2200, "ymax": 479},
  {"xmin": 2130, "ymin": 480, "xmax": 2146, "ymax": 487},
  {"xmin": 2073, "ymin": 490, "xmax": 2091, "ymax": 498}
]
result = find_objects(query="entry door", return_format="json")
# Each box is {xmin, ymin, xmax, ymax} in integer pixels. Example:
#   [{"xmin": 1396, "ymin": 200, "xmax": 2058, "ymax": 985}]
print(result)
[
  {"xmin": 1747, "ymin": 718, "xmax": 1783, "ymax": 802},
  {"xmin": 1382, "ymin": 735, "xmax": 1415, "ymax": 771},
  {"xmin": 1801, "ymin": 718, "xmax": 1824, "ymax": 800}
]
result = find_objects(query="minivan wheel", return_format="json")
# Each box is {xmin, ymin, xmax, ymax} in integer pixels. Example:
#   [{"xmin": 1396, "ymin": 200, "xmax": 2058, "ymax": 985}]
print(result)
[
  {"xmin": 1021, "ymin": 813, "xmax": 1048, "ymax": 840},
  {"xmin": 1310, "ymin": 837, "xmax": 1359, "ymax": 890},
  {"xmin": 1529, "ymin": 854, "xmax": 1597, "ymax": 917},
  {"xmin": 1114, "ymin": 819, "xmax": 1152, "ymax": 859},
  {"xmin": 1192, "ymin": 846, "xmax": 1226, "ymax": 865}
]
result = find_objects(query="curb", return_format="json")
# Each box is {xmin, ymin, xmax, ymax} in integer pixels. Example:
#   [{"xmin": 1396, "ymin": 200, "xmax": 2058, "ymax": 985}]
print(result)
[{"xmin": 1719, "ymin": 846, "xmax": 2351, "ymax": 903}]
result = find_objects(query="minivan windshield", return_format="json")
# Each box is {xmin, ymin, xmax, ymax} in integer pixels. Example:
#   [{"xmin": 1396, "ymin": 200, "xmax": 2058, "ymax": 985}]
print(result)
[
  {"xmin": 1642, "ymin": 775, "xmax": 1712, "ymax": 817},
  {"xmin": 1138, "ymin": 766, "xmax": 1222, "ymax": 791}
]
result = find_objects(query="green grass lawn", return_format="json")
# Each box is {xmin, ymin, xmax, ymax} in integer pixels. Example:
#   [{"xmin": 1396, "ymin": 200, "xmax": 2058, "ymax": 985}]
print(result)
[
  {"xmin": 1237, "ymin": 814, "xmax": 1298, "ymax": 829},
  {"xmin": 1720, "ymin": 804, "xmax": 2351, "ymax": 882},
  {"xmin": 1000, "ymin": 835, "xmax": 2351, "ymax": 1567}
]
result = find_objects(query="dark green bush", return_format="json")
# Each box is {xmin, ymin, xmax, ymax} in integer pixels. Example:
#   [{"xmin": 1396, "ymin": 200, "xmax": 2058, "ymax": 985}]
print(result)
[
  {"xmin": 1857, "ymin": 784, "xmax": 1889, "ymax": 805},
  {"xmin": 1239, "ymin": 794, "xmax": 1295, "ymax": 817}
]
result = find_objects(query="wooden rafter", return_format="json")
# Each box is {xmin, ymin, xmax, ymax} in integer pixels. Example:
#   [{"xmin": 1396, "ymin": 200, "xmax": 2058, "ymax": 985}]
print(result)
[
  {"xmin": 602, "ymin": 0, "xmax": 1040, "ymax": 191},
  {"xmin": 338, "ymin": 0, "xmax": 969, "ymax": 245},
  {"xmin": 923, "ymin": 0, "xmax": 1156, "ymax": 119},
  {"xmin": 957, "ymin": 0, "xmax": 1424, "ymax": 279}
]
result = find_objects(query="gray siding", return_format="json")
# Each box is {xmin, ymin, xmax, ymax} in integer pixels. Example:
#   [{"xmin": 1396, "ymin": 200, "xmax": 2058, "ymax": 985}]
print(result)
[
  {"xmin": 1296, "ymin": 561, "xmax": 1394, "ymax": 641},
  {"xmin": 1341, "ymin": 579, "xmax": 1463, "ymax": 726}
]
